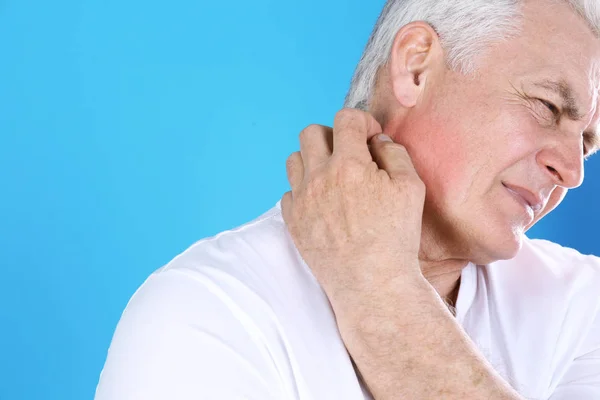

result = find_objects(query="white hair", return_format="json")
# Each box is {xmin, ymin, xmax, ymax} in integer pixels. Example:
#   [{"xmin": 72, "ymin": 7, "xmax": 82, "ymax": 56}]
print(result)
[{"xmin": 344, "ymin": 0, "xmax": 600, "ymax": 110}]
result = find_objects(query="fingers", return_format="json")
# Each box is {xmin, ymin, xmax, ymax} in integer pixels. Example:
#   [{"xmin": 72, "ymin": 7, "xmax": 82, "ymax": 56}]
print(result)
[
  {"xmin": 281, "ymin": 191, "xmax": 293, "ymax": 226},
  {"xmin": 299, "ymin": 124, "xmax": 333, "ymax": 171},
  {"xmin": 332, "ymin": 109, "xmax": 383, "ymax": 162},
  {"xmin": 286, "ymin": 151, "xmax": 304, "ymax": 192},
  {"xmin": 370, "ymin": 134, "xmax": 423, "ymax": 184}
]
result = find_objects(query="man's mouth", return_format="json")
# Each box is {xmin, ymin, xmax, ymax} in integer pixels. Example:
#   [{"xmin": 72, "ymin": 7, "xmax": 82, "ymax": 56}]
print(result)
[{"xmin": 501, "ymin": 182, "xmax": 544, "ymax": 216}]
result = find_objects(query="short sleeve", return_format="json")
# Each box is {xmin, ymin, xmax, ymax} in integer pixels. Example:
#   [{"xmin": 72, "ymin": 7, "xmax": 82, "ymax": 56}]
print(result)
[
  {"xmin": 549, "ymin": 308, "xmax": 600, "ymax": 399},
  {"xmin": 94, "ymin": 268, "xmax": 286, "ymax": 400}
]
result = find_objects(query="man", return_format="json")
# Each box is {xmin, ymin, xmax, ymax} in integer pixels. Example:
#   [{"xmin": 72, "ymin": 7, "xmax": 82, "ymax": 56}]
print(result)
[{"xmin": 96, "ymin": 0, "xmax": 600, "ymax": 399}]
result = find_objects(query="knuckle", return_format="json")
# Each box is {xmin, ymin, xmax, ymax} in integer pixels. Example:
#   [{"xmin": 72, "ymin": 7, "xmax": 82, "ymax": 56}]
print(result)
[
  {"xmin": 378, "ymin": 142, "xmax": 415, "ymax": 164},
  {"xmin": 286, "ymin": 152, "xmax": 302, "ymax": 174},
  {"xmin": 378, "ymin": 140, "xmax": 405, "ymax": 152},
  {"xmin": 299, "ymin": 124, "xmax": 323, "ymax": 142},
  {"xmin": 393, "ymin": 171, "xmax": 424, "ymax": 188},
  {"xmin": 305, "ymin": 175, "xmax": 327, "ymax": 197},
  {"xmin": 376, "ymin": 141, "xmax": 396, "ymax": 153},
  {"xmin": 334, "ymin": 108, "xmax": 362, "ymax": 126},
  {"xmin": 411, "ymin": 176, "xmax": 426, "ymax": 191},
  {"xmin": 286, "ymin": 151, "xmax": 300, "ymax": 167},
  {"xmin": 282, "ymin": 190, "xmax": 292, "ymax": 205},
  {"xmin": 404, "ymin": 176, "xmax": 426, "ymax": 196},
  {"xmin": 335, "ymin": 156, "xmax": 364, "ymax": 180},
  {"xmin": 335, "ymin": 108, "xmax": 355, "ymax": 120}
]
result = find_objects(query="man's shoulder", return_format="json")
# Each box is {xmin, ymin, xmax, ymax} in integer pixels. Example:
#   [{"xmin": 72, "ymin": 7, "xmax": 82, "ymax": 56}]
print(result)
[
  {"xmin": 487, "ymin": 236, "xmax": 600, "ymax": 290},
  {"xmin": 479, "ymin": 236, "xmax": 600, "ymax": 350},
  {"xmin": 524, "ymin": 236, "xmax": 599, "ymax": 262},
  {"xmin": 155, "ymin": 200, "xmax": 319, "ymax": 303},
  {"xmin": 110, "ymin": 201, "xmax": 328, "ymax": 358},
  {"xmin": 466, "ymin": 237, "xmax": 600, "ymax": 393},
  {"xmin": 99, "ymin": 202, "xmax": 363, "ymax": 399},
  {"xmin": 477, "ymin": 236, "xmax": 600, "ymax": 338},
  {"xmin": 96, "ymin": 203, "xmax": 317, "ymax": 400},
  {"xmin": 171, "ymin": 200, "xmax": 290, "ymax": 272},
  {"xmin": 519, "ymin": 237, "xmax": 600, "ymax": 284}
]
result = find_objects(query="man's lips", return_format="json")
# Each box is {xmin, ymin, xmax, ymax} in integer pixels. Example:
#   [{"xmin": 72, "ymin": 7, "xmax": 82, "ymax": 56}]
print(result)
[{"xmin": 502, "ymin": 182, "xmax": 545, "ymax": 213}]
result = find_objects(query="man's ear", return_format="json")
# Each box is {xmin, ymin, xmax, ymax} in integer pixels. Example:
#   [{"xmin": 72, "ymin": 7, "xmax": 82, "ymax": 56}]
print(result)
[{"xmin": 388, "ymin": 21, "xmax": 444, "ymax": 108}]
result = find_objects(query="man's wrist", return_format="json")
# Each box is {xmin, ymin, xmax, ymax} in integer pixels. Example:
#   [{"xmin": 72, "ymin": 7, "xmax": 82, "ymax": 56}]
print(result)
[{"xmin": 336, "ymin": 268, "xmax": 435, "ymax": 344}]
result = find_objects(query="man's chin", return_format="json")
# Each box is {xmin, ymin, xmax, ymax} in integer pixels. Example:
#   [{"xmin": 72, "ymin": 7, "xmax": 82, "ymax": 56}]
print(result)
[{"xmin": 471, "ymin": 228, "xmax": 525, "ymax": 265}]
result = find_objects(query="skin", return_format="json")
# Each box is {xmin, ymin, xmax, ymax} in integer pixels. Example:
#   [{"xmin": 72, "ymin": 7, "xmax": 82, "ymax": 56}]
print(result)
[
  {"xmin": 376, "ymin": 0, "xmax": 600, "ymax": 300},
  {"xmin": 281, "ymin": 0, "xmax": 600, "ymax": 398}
]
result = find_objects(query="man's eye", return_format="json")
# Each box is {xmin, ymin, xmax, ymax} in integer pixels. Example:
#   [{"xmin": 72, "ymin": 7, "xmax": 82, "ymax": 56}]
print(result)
[{"xmin": 538, "ymin": 99, "xmax": 560, "ymax": 115}]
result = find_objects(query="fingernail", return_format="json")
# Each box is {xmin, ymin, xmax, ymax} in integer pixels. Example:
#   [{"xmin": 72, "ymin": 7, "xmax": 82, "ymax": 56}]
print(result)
[{"xmin": 378, "ymin": 134, "xmax": 393, "ymax": 142}]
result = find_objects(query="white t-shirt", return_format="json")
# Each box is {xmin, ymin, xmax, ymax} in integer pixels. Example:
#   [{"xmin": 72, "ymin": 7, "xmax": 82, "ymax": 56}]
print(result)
[{"xmin": 95, "ymin": 202, "xmax": 600, "ymax": 400}]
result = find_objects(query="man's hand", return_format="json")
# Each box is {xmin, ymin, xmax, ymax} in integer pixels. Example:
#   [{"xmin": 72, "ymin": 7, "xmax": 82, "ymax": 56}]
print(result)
[
  {"xmin": 280, "ymin": 109, "xmax": 524, "ymax": 400},
  {"xmin": 281, "ymin": 108, "xmax": 426, "ymax": 319}
]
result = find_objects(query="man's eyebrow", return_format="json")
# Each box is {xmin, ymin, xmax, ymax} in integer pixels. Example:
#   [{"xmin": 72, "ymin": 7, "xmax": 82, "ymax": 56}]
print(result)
[{"xmin": 532, "ymin": 79, "xmax": 585, "ymax": 121}]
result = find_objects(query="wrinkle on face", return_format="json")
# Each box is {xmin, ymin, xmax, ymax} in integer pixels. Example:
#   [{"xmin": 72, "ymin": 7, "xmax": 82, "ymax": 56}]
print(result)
[
  {"xmin": 580, "ymin": 65, "xmax": 600, "ymax": 157},
  {"xmin": 510, "ymin": 82, "xmax": 560, "ymax": 126},
  {"xmin": 377, "ymin": 0, "xmax": 600, "ymax": 267},
  {"xmin": 505, "ymin": 70, "xmax": 600, "ymax": 162}
]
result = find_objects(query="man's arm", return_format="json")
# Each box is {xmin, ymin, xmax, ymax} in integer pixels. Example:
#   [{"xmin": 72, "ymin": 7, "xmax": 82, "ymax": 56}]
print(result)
[
  {"xmin": 338, "ymin": 273, "xmax": 524, "ymax": 400},
  {"xmin": 280, "ymin": 109, "xmax": 525, "ymax": 399}
]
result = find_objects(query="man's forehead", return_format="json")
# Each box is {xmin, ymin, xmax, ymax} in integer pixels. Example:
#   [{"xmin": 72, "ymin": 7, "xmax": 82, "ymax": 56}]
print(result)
[{"xmin": 514, "ymin": 0, "xmax": 600, "ymax": 89}]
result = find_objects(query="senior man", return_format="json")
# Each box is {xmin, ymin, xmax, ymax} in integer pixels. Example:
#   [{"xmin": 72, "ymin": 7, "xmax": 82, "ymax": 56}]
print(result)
[{"xmin": 96, "ymin": 0, "xmax": 600, "ymax": 399}]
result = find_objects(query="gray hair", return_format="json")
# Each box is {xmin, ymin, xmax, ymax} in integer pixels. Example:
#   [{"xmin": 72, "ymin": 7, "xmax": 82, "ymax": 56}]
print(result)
[{"xmin": 344, "ymin": 0, "xmax": 600, "ymax": 111}]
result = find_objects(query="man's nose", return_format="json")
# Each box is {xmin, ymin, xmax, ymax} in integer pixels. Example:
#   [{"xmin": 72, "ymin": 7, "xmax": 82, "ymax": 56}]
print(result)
[{"xmin": 536, "ymin": 139, "xmax": 584, "ymax": 189}]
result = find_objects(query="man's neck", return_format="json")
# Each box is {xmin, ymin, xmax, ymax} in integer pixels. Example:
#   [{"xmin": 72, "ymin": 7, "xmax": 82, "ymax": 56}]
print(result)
[
  {"xmin": 420, "ymin": 260, "xmax": 466, "ymax": 303},
  {"xmin": 417, "ymin": 215, "xmax": 471, "ymax": 303}
]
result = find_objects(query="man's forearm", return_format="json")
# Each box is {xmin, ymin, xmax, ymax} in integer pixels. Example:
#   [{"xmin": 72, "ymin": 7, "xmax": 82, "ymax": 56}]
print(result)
[{"xmin": 338, "ymin": 274, "xmax": 524, "ymax": 400}]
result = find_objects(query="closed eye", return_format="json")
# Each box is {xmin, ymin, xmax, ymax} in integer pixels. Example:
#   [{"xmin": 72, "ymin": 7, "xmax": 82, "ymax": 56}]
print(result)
[
  {"xmin": 536, "ymin": 99, "xmax": 596, "ymax": 158},
  {"xmin": 538, "ymin": 99, "xmax": 560, "ymax": 116}
]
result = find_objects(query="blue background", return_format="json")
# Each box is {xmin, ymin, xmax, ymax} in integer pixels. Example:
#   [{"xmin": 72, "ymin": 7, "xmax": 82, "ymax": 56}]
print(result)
[{"xmin": 0, "ymin": 1, "xmax": 598, "ymax": 399}]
